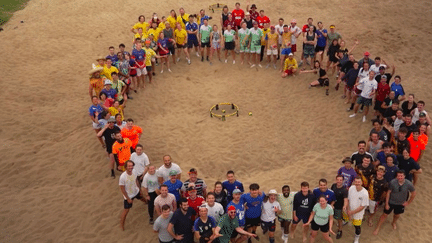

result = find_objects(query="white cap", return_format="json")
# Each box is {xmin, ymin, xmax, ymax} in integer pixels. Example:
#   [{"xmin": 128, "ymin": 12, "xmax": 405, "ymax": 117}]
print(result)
[
  {"xmin": 104, "ymin": 80, "xmax": 113, "ymax": 85},
  {"xmin": 288, "ymin": 53, "xmax": 293, "ymax": 56},
  {"xmin": 268, "ymin": 189, "xmax": 277, "ymax": 194}
]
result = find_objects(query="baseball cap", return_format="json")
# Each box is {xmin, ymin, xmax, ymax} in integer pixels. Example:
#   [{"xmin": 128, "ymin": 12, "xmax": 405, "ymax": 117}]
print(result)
[
  {"xmin": 187, "ymin": 186, "xmax": 196, "ymax": 191},
  {"xmin": 245, "ymin": 12, "xmax": 251, "ymax": 16},
  {"xmin": 377, "ymin": 165, "xmax": 386, "ymax": 172},
  {"xmin": 379, "ymin": 66, "xmax": 386, "ymax": 70},
  {"xmin": 104, "ymin": 80, "xmax": 113, "ymax": 85},
  {"xmin": 342, "ymin": 157, "xmax": 353, "ymax": 164},
  {"xmin": 268, "ymin": 189, "xmax": 278, "ymax": 195},
  {"xmin": 288, "ymin": 53, "xmax": 293, "ymax": 56},
  {"xmin": 145, "ymin": 40, "xmax": 151, "ymax": 44},
  {"xmin": 107, "ymin": 117, "xmax": 116, "ymax": 123},
  {"xmin": 419, "ymin": 112, "xmax": 426, "ymax": 117},
  {"xmin": 381, "ymin": 75, "xmax": 388, "ymax": 80},
  {"xmin": 228, "ymin": 205, "xmax": 236, "ymax": 211},
  {"xmin": 329, "ymin": 24, "xmax": 335, "ymax": 29},
  {"xmin": 233, "ymin": 189, "xmax": 242, "ymax": 194},
  {"xmin": 251, "ymin": 4, "xmax": 257, "ymax": 9},
  {"xmin": 169, "ymin": 170, "xmax": 178, "ymax": 176},
  {"xmin": 270, "ymin": 25, "xmax": 275, "ymax": 30},
  {"xmin": 364, "ymin": 51, "xmax": 370, "ymax": 56}
]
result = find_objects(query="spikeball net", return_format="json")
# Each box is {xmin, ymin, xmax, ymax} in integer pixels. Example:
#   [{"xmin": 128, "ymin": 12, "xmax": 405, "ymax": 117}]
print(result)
[{"xmin": 209, "ymin": 103, "xmax": 239, "ymax": 121}]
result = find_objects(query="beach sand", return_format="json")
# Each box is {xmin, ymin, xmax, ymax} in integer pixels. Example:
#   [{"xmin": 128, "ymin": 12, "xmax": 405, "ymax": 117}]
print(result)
[{"xmin": 0, "ymin": 0, "xmax": 431, "ymax": 242}]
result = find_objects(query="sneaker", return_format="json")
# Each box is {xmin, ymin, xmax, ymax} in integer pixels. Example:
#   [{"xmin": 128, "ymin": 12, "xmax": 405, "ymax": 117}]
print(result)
[
  {"xmin": 349, "ymin": 114, "xmax": 356, "ymax": 118},
  {"xmin": 187, "ymin": 59, "xmax": 191, "ymax": 65},
  {"xmin": 346, "ymin": 108, "xmax": 352, "ymax": 112},
  {"xmin": 354, "ymin": 235, "xmax": 360, "ymax": 243},
  {"xmin": 201, "ymin": 56, "xmax": 204, "ymax": 62},
  {"xmin": 225, "ymin": 59, "xmax": 228, "ymax": 63},
  {"xmin": 258, "ymin": 64, "xmax": 262, "ymax": 68},
  {"xmin": 273, "ymin": 64, "xmax": 277, "ymax": 69},
  {"xmin": 196, "ymin": 52, "xmax": 200, "ymax": 57},
  {"xmin": 265, "ymin": 64, "xmax": 270, "ymax": 69},
  {"xmin": 149, "ymin": 218, "xmax": 154, "ymax": 225},
  {"xmin": 250, "ymin": 64, "xmax": 256, "ymax": 68},
  {"xmin": 160, "ymin": 69, "xmax": 164, "ymax": 73},
  {"xmin": 152, "ymin": 72, "xmax": 156, "ymax": 76},
  {"xmin": 336, "ymin": 230, "xmax": 342, "ymax": 239},
  {"xmin": 358, "ymin": 109, "xmax": 363, "ymax": 113},
  {"xmin": 177, "ymin": 57, "xmax": 180, "ymax": 62},
  {"xmin": 206, "ymin": 56, "xmax": 209, "ymax": 61},
  {"xmin": 362, "ymin": 116, "xmax": 367, "ymax": 122},
  {"xmin": 233, "ymin": 60, "xmax": 235, "ymax": 64},
  {"xmin": 168, "ymin": 69, "xmax": 172, "ymax": 73},
  {"xmin": 299, "ymin": 60, "xmax": 303, "ymax": 66}
]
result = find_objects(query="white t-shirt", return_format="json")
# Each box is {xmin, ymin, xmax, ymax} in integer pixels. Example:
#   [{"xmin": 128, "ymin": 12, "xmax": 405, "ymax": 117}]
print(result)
[
  {"xmin": 131, "ymin": 152, "xmax": 150, "ymax": 176},
  {"xmin": 204, "ymin": 202, "xmax": 225, "ymax": 222},
  {"xmin": 261, "ymin": 200, "xmax": 281, "ymax": 222},
  {"xmin": 289, "ymin": 25, "xmax": 301, "ymax": 44},
  {"xmin": 370, "ymin": 64, "xmax": 386, "ymax": 77},
  {"xmin": 412, "ymin": 108, "xmax": 427, "ymax": 124},
  {"xmin": 154, "ymin": 193, "xmax": 176, "ymax": 211},
  {"xmin": 359, "ymin": 77, "xmax": 377, "ymax": 99},
  {"xmin": 394, "ymin": 117, "xmax": 404, "ymax": 135},
  {"xmin": 119, "ymin": 171, "xmax": 140, "ymax": 199},
  {"xmin": 115, "ymin": 121, "xmax": 127, "ymax": 130},
  {"xmin": 142, "ymin": 171, "xmax": 160, "ymax": 193},
  {"xmin": 348, "ymin": 186, "xmax": 369, "ymax": 220},
  {"xmin": 275, "ymin": 24, "xmax": 284, "ymax": 44},
  {"xmin": 157, "ymin": 163, "xmax": 182, "ymax": 182}
]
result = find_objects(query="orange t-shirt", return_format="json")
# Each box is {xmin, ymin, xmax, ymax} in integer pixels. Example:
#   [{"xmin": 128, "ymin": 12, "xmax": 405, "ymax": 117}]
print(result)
[
  {"xmin": 407, "ymin": 136, "xmax": 426, "ymax": 161},
  {"xmin": 112, "ymin": 138, "xmax": 133, "ymax": 166},
  {"xmin": 89, "ymin": 78, "xmax": 104, "ymax": 97},
  {"xmin": 121, "ymin": 126, "xmax": 142, "ymax": 148}
]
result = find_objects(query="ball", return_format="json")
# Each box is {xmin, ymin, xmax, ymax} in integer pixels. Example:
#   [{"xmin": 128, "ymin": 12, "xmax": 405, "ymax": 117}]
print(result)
[{"xmin": 248, "ymin": 112, "xmax": 252, "ymax": 116}]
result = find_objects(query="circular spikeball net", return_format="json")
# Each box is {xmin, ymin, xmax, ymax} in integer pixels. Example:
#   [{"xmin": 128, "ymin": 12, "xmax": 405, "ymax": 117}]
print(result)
[{"xmin": 209, "ymin": 103, "xmax": 239, "ymax": 121}]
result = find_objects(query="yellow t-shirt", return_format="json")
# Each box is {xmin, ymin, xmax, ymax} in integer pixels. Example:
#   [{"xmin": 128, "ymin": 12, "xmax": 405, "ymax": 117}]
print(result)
[
  {"xmin": 108, "ymin": 106, "xmax": 124, "ymax": 120},
  {"xmin": 147, "ymin": 27, "xmax": 162, "ymax": 41},
  {"xmin": 143, "ymin": 47, "xmax": 156, "ymax": 66},
  {"xmin": 284, "ymin": 58, "xmax": 298, "ymax": 71},
  {"xmin": 166, "ymin": 16, "xmax": 178, "ymax": 29},
  {"xmin": 174, "ymin": 29, "xmax": 187, "ymax": 45},
  {"xmin": 132, "ymin": 22, "xmax": 149, "ymax": 32},
  {"xmin": 102, "ymin": 66, "xmax": 119, "ymax": 81},
  {"xmin": 266, "ymin": 32, "xmax": 279, "ymax": 48},
  {"xmin": 177, "ymin": 14, "xmax": 189, "ymax": 29},
  {"xmin": 133, "ymin": 32, "xmax": 149, "ymax": 42},
  {"xmin": 261, "ymin": 29, "xmax": 270, "ymax": 46},
  {"xmin": 281, "ymin": 32, "xmax": 292, "ymax": 49},
  {"xmin": 158, "ymin": 22, "xmax": 166, "ymax": 29}
]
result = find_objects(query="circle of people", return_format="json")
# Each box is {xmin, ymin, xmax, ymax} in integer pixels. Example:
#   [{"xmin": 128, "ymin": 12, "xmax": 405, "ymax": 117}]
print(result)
[{"xmin": 86, "ymin": 2, "xmax": 428, "ymax": 243}]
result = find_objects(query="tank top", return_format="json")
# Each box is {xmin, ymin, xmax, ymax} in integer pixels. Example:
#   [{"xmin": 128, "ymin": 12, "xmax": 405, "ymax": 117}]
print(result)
[
  {"xmin": 305, "ymin": 32, "xmax": 315, "ymax": 46},
  {"xmin": 369, "ymin": 141, "xmax": 381, "ymax": 160},
  {"xmin": 212, "ymin": 31, "xmax": 221, "ymax": 44}
]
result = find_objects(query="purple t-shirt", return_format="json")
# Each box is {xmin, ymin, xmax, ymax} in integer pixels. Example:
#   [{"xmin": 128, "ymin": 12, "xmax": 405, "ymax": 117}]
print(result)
[
  {"xmin": 106, "ymin": 54, "xmax": 118, "ymax": 64},
  {"xmin": 337, "ymin": 167, "xmax": 357, "ymax": 188},
  {"xmin": 100, "ymin": 88, "xmax": 117, "ymax": 99}
]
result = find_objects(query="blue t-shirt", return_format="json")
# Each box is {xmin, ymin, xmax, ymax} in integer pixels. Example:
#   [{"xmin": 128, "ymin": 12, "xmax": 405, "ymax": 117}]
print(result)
[
  {"xmin": 106, "ymin": 54, "xmax": 118, "ymax": 64},
  {"xmin": 89, "ymin": 104, "xmax": 104, "ymax": 120},
  {"xmin": 193, "ymin": 215, "xmax": 217, "ymax": 233},
  {"xmin": 100, "ymin": 88, "xmax": 117, "ymax": 99},
  {"xmin": 158, "ymin": 38, "xmax": 169, "ymax": 50},
  {"xmin": 226, "ymin": 201, "xmax": 245, "ymax": 226},
  {"xmin": 164, "ymin": 180, "xmax": 183, "ymax": 201},
  {"xmin": 199, "ymin": 15, "xmax": 210, "ymax": 28},
  {"xmin": 390, "ymin": 82, "xmax": 405, "ymax": 99},
  {"xmin": 377, "ymin": 152, "xmax": 397, "ymax": 166},
  {"xmin": 312, "ymin": 188, "xmax": 336, "ymax": 204},
  {"xmin": 222, "ymin": 180, "xmax": 244, "ymax": 202},
  {"xmin": 186, "ymin": 22, "xmax": 199, "ymax": 40},
  {"xmin": 239, "ymin": 192, "xmax": 265, "ymax": 219},
  {"xmin": 383, "ymin": 164, "xmax": 399, "ymax": 182},
  {"xmin": 316, "ymin": 29, "xmax": 327, "ymax": 47},
  {"xmin": 131, "ymin": 49, "xmax": 146, "ymax": 62}
]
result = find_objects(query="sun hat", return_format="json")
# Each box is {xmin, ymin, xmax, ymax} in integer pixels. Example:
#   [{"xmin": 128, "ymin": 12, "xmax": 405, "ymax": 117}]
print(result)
[{"xmin": 268, "ymin": 189, "xmax": 278, "ymax": 195}]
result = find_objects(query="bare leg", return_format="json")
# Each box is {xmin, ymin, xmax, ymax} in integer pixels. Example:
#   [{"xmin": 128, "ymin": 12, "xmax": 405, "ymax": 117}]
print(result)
[
  {"xmin": 302, "ymin": 225, "xmax": 309, "ymax": 242},
  {"xmin": 373, "ymin": 213, "xmax": 389, "ymax": 235},
  {"xmin": 94, "ymin": 129, "xmax": 105, "ymax": 147},
  {"xmin": 120, "ymin": 208, "xmax": 130, "ymax": 231},
  {"xmin": 391, "ymin": 214, "xmax": 400, "ymax": 230}
]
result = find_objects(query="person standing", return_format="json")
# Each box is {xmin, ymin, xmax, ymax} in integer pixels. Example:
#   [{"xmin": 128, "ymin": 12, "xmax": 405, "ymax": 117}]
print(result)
[
  {"xmin": 153, "ymin": 204, "xmax": 175, "ymax": 243},
  {"xmin": 194, "ymin": 206, "xmax": 219, "ymax": 243},
  {"xmin": 312, "ymin": 179, "xmax": 336, "ymax": 206},
  {"xmin": 290, "ymin": 181, "xmax": 315, "ymax": 242},
  {"xmin": 199, "ymin": 19, "xmax": 212, "ymax": 62},
  {"xmin": 337, "ymin": 157, "xmax": 357, "ymax": 188},
  {"xmin": 260, "ymin": 190, "xmax": 282, "ymax": 243},
  {"xmin": 249, "ymin": 21, "xmax": 263, "ymax": 68},
  {"xmin": 168, "ymin": 198, "xmax": 196, "ymax": 243},
  {"xmin": 119, "ymin": 160, "xmax": 143, "ymax": 231},
  {"xmin": 373, "ymin": 171, "xmax": 416, "ymax": 235},
  {"xmin": 304, "ymin": 195, "xmax": 335, "ymax": 243},
  {"xmin": 154, "ymin": 185, "xmax": 177, "ymax": 217},
  {"xmin": 130, "ymin": 144, "xmax": 150, "ymax": 181},
  {"xmin": 182, "ymin": 168, "xmax": 207, "ymax": 197},
  {"xmin": 240, "ymin": 183, "xmax": 265, "ymax": 243},
  {"xmin": 112, "ymin": 131, "xmax": 133, "ymax": 171},
  {"xmin": 164, "ymin": 171, "xmax": 183, "ymax": 202},
  {"xmin": 349, "ymin": 70, "xmax": 378, "ymax": 122},
  {"xmin": 157, "ymin": 155, "xmax": 182, "ymax": 184},
  {"xmin": 186, "ymin": 15, "xmax": 200, "ymax": 59},
  {"xmin": 366, "ymin": 166, "xmax": 388, "ymax": 227},
  {"xmin": 347, "ymin": 177, "xmax": 369, "ymax": 243},
  {"xmin": 223, "ymin": 24, "xmax": 237, "ymax": 64},
  {"xmin": 203, "ymin": 192, "xmax": 224, "ymax": 222},
  {"xmin": 120, "ymin": 118, "xmax": 142, "ymax": 151},
  {"xmin": 276, "ymin": 185, "xmax": 296, "ymax": 243},
  {"xmin": 142, "ymin": 165, "xmax": 160, "ymax": 224},
  {"xmin": 222, "ymin": 170, "xmax": 244, "ymax": 202},
  {"xmin": 330, "ymin": 175, "xmax": 348, "ymax": 239},
  {"xmin": 97, "ymin": 117, "xmax": 120, "ymax": 178},
  {"xmin": 226, "ymin": 189, "xmax": 247, "ymax": 243},
  {"xmin": 213, "ymin": 205, "xmax": 257, "ymax": 243}
]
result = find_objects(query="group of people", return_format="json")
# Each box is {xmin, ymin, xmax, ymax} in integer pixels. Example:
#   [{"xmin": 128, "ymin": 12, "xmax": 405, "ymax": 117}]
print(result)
[{"xmin": 85, "ymin": 2, "xmax": 428, "ymax": 243}]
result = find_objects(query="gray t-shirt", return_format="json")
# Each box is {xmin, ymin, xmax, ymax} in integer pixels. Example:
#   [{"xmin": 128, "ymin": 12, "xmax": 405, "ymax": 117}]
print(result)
[
  {"xmin": 389, "ymin": 179, "xmax": 415, "ymax": 205},
  {"xmin": 153, "ymin": 212, "xmax": 174, "ymax": 242},
  {"xmin": 142, "ymin": 171, "xmax": 160, "ymax": 193}
]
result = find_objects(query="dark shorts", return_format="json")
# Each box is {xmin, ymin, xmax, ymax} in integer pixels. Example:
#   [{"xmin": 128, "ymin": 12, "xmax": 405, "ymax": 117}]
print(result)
[
  {"xmin": 356, "ymin": 96, "xmax": 373, "ymax": 106},
  {"xmin": 225, "ymin": 41, "xmax": 235, "ymax": 50},
  {"xmin": 292, "ymin": 213, "xmax": 309, "ymax": 224},
  {"xmin": 333, "ymin": 209, "xmax": 343, "ymax": 220},
  {"xmin": 188, "ymin": 38, "xmax": 199, "ymax": 48},
  {"xmin": 278, "ymin": 216, "xmax": 292, "ymax": 223},
  {"xmin": 318, "ymin": 78, "xmax": 330, "ymax": 87},
  {"xmin": 384, "ymin": 203, "xmax": 405, "ymax": 215},
  {"xmin": 261, "ymin": 220, "xmax": 276, "ymax": 232},
  {"xmin": 177, "ymin": 43, "xmax": 187, "ymax": 49},
  {"xmin": 311, "ymin": 220, "xmax": 329, "ymax": 233},
  {"xmin": 160, "ymin": 240, "xmax": 174, "ymax": 243},
  {"xmin": 201, "ymin": 42, "xmax": 210, "ymax": 48},
  {"xmin": 245, "ymin": 217, "xmax": 261, "ymax": 228},
  {"xmin": 168, "ymin": 46, "xmax": 175, "ymax": 55},
  {"xmin": 146, "ymin": 66, "xmax": 152, "ymax": 72},
  {"xmin": 315, "ymin": 45, "xmax": 325, "ymax": 53},
  {"xmin": 106, "ymin": 144, "xmax": 114, "ymax": 154},
  {"xmin": 354, "ymin": 87, "xmax": 362, "ymax": 95},
  {"xmin": 123, "ymin": 193, "xmax": 142, "ymax": 209}
]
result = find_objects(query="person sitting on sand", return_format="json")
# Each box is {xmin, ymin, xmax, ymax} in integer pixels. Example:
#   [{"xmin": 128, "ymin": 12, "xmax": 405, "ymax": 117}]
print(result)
[
  {"xmin": 300, "ymin": 60, "xmax": 330, "ymax": 95},
  {"xmin": 282, "ymin": 53, "xmax": 298, "ymax": 77}
]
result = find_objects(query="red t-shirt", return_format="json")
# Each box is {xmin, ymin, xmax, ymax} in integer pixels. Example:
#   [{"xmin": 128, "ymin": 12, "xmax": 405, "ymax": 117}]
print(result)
[
  {"xmin": 302, "ymin": 24, "xmax": 309, "ymax": 32},
  {"xmin": 232, "ymin": 9, "xmax": 245, "ymax": 26},
  {"xmin": 223, "ymin": 19, "xmax": 237, "ymax": 30},
  {"xmin": 249, "ymin": 10, "xmax": 259, "ymax": 20},
  {"xmin": 187, "ymin": 196, "xmax": 205, "ymax": 220},
  {"xmin": 256, "ymin": 16, "xmax": 270, "ymax": 28},
  {"xmin": 407, "ymin": 136, "xmax": 426, "ymax": 161},
  {"xmin": 376, "ymin": 82, "xmax": 390, "ymax": 102}
]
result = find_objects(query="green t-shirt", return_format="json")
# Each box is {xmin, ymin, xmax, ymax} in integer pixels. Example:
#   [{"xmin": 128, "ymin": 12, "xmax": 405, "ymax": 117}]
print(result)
[
  {"xmin": 218, "ymin": 214, "xmax": 239, "ymax": 243},
  {"xmin": 200, "ymin": 25, "xmax": 212, "ymax": 43},
  {"xmin": 223, "ymin": 29, "xmax": 236, "ymax": 43},
  {"xmin": 313, "ymin": 203, "xmax": 334, "ymax": 226},
  {"xmin": 238, "ymin": 28, "xmax": 250, "ymax": 45},
  {"xmin": 249, "ymin": 28, "xmax": 263, "ymax": 46}
]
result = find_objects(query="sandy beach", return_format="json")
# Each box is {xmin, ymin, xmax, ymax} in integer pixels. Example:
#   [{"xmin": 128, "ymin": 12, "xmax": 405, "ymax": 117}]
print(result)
[{"xmin": 1, "ymin": 0, "xmax": 431, "ymax": 242}]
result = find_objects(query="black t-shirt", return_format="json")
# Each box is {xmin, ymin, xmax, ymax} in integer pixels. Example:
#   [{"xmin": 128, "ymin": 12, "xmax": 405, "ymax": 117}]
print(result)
[
  {"xmin": 170, "ymin": 208, "xmax": 196, "ymax": 239},
  {"xmin": 293, "ymin": 191, "xmax": 315, "ymax": 216},
  {"xmin": 395, "ymin": 138, "xmax": 410, "ymax": 155},
  {"xmin": 351, "ymin": 152, "xmax": 373, "ymax": 167},
  {"xmin": 341, "ymin": 60, "xmax": 354, "ymax": 73},
  {"xmin": 375, "ymin": 73, "xmax": 393, "ymax": 84},
  {"xmin": 399, "ymin": 123, "xmax": 417, "ymax": 137},
  {"xmin": 195, "ymin": 216, "xmax": 217, "ymax": 239},
  {"xmin": 415, "ymin": 120, "xmax": 429, "ymax": 128},
  {"xmin": 244, "ymin": 18, "xmax": 253, "ymax": 29},
  {"xmin": 383, "ymin": 97, "xmax": 396, "ymax": 108},
  {"xmin": 383, "ymin": 107, "xmax": 398, "ymax": 118},
  {"xmin": 221, "ymin": 13, "xmax": 229, "ymax": 26},
  {"xmin": 319, "ymin": 68, "xmax": 326, "ymax": 78},
  {"xmin": 344, "ymin": 68, "xmax": 360, "ymax": 87},
  {"xmin": 327, "ymin": 44, "xmax": 340, "ymax": 60},
  {"xmin": 214, "ymin": 190, "xmax": 228, "ymax": 210},
  {"xmin": 368, "ymin": 175, "xmax": 388, "ymax": 201},
  {"xmin": 396, "ymin": 155, "xmax": 421, "ymax": 181},
  {"xmin": 102, "ymin": 126, "xmax": 121, "ymax": 152},
  {"xmin": 401, "ymin": 101, "xmax": 417, "ymax": 116},
  {"xmin": 330, "ymin": 184, "xmax": 348, "ymax": 210}
]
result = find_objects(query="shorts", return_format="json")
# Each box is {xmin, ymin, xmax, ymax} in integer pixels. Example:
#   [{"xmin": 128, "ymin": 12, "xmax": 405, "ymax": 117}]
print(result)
[
  {"xmin": 230, "ymin": 226, "xmax": 244, "ymax": 239},
  {"xmin": 284, "ymin": 69, "xmax": 294, "ymax": 75},
  {"xmin": 328, "ymin": 55, "xmax": 338, "ymax": 63},
  {"xmin": 159, "ymin": 239, "xmax": 174, "ymax": 243},
  {"xmin": 318, "ymin": 78, "xmax": 330, "ymax": 87},
  {"xmin": 291, "ymin": 44, "xmax": 297, "ymax": 53},
  {"xmin": 146, "ymin": 66, "xmax": 152, "ymax": 72},
  {"xmin": 123, "ymin": 193, "xmax": 142, "ymax": 209},
  {"xmin": 345, "ymin": 85, "xmax": 354, "ymax": 91},
  {"xmin": 383, "ymin": 203, "xmax": 405, "ymax": 215},
  {"xmin": 212, "ymin": 42, "xmax": 221, "ymax": 49},
  {"xmin": 136, "ymin": 67, "xmax": 147, "ymax": 76},
  {"xmin": 261, "ymin": 220, "xmax": 276, "ymax": 232},
  {"xmin": 187, "ymin": 38, "xmax": 199, "ymax": 48},
  {"xmin": 333, "ymin": 209, "xmax": 343, "ymax": 220},
  {"xmin": 245, "ymin": 217, "xmax": 261, "ymax": 228},
  {"xmin": 281, "ymin": 48, "xmax": 292, "ymax": 55},
  {"xmin": 277, "ymin": 217, "xmax": 292, "ymax": 223},
  {"xmin": 92, "ymin": 122, "xmax": 101, "ymax": 130},
  {"xmin": 354, "ymin": 87, "xmax": 362, "ymax": 95},
  {"xmin": 303, "ymin": 46, "xmax": 315, "ymax": 58},
  {"xmin": 201, "ymin": 42, "xmax": 210, "ymax": 48},
  {"xmin": 249, "ymin": 44, "xmax": 261, "ymax": 54},
  {"xmin": 311, "ymin": 220, "xmax": 329, "ymax": 233},
  {"xmin": 374, "ymin": 100, "xmax": 383, "ymax": 111},
  {"xmin": 356, "ymin": 96, "xmax": 373, "ymax": 106},
  {"xmin": 168, "ymin": 46, "xmax": 175, "ymax": 55},
  {"xmin": 315, "ymin": 45, "xmax": 325, "ymax": 53},
  {"xmin": 267, "ymin": 48, "xmax": 278, "ymax": 55},
  {"xmin": 225, "ymin": 41, "xmax": 235, "ymax": 50},
  {"xmin": 352, "ymin": 219, "xmax": 363, "ymax": 226},
  {"xmin": 292, "ymin": 213, "xmax": 309, "ymax": 224},
  {"xmin": 130, "ymin": 72, "xmax": 137, "ymax": 77},
  {"xmin": 176, "ymin": 43, "xmax": 187, "ymax": 49},
  {"xmin": 369, "ymin": 200, "xmax": 378, "ymax": 214},
  {"xmin": 240, "ymin": 43, "xmax": 249, "ymax": 53}
]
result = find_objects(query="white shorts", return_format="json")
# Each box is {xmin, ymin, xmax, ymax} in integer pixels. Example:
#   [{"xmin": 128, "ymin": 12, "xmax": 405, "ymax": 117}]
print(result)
[
  {"xmin": 92, "ymin": 122, "xmax": 101, "ymax": 130},
  {"xmin": 369, "ymin": 200, "xmax": 377, "ymax": 214},
  {"xmin": 136, "ymin": 68, "xmax": 147, "ymax": 77},
  {"xmin": 267, "ymin": 48, "xmax": 278, "ymax": 55}
]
